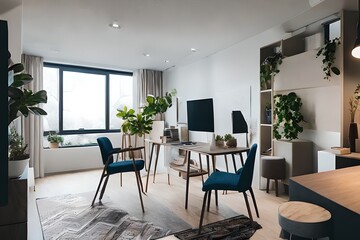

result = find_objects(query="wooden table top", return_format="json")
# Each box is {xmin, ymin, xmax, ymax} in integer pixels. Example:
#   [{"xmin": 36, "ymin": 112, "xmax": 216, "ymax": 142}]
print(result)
[
  {"xmin": 290, "ymin": 166, "xmax": 360, "ymax": 215},
  {"xmin": 279, "ymin": 201, "xmax": 331, "ymax": 223}
]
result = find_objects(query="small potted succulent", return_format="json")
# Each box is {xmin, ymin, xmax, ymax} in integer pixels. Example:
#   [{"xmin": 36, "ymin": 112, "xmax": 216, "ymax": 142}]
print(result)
[
  {"xmin": 47, "ymin": 132, "xmax": 64, "ymax": 148},
  {"xmin": 224, "ymin": 134, "xmax": 237, "ymax": 148},
  {"xmin": 215, "ymin": 135, "xmax": 225, "ymax": 147}
]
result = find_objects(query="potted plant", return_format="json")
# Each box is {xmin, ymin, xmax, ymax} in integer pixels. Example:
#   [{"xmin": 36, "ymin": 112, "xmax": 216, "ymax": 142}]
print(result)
[
  {"xmin": 47, "ymin": 132, "xmax": 64, "ymax": 148},
  {"xmin": 8, "ymin": 128, "xmax": 30, "ymax": 178},
  {"xmin": 316, "ymin": 37, "xmax": 341, "ymax": 80},
  {"xmin": 260, "ymin": 52, "xmax": 283, "ymax": 90},
  {"xmin": 273, "ymin": 92, "xmax": 304, "ymax": 140},
  {"xmin": 215, "ymin": 135, "xmax": 224, "ymax": 147},
  {"xmin": 116, "ymin": 90, "xmax": 176, "ymax": 146},
  {"xmin": 224, "ymin": 133, "xmax": 237, "ymax": 148},
  {"xmin": 7, "ymin": 53, "xmax": 47, "ymax": 178}
]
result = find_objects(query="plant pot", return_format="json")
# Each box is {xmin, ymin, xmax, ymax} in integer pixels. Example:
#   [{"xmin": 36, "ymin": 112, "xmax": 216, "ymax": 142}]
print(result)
[
  {"xmin": 9, "ymin": 158, "xmax": 29, "ymax": 178},
  {"xmin": 215, "ymin": 140, "xmax": 224, "ymax": 147},
  {"xmin": 226, "ymin": 139, "xmax": 237, "ymax": 148},
  {"xmin": 49, "ymin": 142, "xmax": 59, "ymax": 148}
]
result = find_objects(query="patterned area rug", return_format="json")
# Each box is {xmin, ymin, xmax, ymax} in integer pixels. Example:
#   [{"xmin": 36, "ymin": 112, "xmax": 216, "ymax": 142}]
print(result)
[
  {"xmin": 36, "ymin": 194, "xmax": 170, "ymax": 240},
  {"xmin": 174, "ymin": 215, "xmax": 262, "ymax": 240}
]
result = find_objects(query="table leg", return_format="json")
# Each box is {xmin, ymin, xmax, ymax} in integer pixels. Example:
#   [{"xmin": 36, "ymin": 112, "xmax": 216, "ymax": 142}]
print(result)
[
  {"xmin": 145, "ymin": 143, "xmax": 155, "ymax": 193},
  {"xmin": 185, "ymin": 150, "xmax": 191, "ymax": 209},
  {"xmin": 206, "ymin": 155, "xmax": 210, "ymax": 176},
  {"xmin": 199, "ymin": 153, "xmax": 204, "ymax": 184},
  {"xmin": 239, "ymin": 153, "xmax": 244, "ymax": 166},
  {"xmin": 232, "ymin": 153, "xmax": 238, "ymax": 170},
  {"xmin": 153, "ymin": 144, "xmax": 161, "ymax": 183}
]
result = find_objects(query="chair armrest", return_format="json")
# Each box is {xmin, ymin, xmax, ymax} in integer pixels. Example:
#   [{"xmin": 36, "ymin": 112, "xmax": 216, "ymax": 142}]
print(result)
[{"xmin": 110, "ymin": 148, "xmax": 122, "ymax": 154}]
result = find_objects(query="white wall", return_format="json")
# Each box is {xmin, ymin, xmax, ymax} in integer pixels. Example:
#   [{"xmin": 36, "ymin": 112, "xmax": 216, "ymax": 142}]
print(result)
[
  {"xmin": 43, "ymin": 133, "xmax": 121, "ymax": 174},
  {"xmin": 0, "ymin": 5, "xmax": 22, "ymax": 62},
  {"xmin": 164, "ymin": 26, "xmax": 288, "ymax": 188}
]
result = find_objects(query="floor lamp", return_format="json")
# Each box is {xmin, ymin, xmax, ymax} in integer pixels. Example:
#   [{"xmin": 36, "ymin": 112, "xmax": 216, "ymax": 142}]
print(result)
[{"xmin": 232, "ymin": 111, "xmax": 249, "ymax": 147}]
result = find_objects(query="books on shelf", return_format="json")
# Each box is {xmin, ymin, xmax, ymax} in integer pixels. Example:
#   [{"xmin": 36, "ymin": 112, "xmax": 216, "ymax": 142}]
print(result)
[{"xmin": 330, "ymin": 147, "xmax": 350, "ymax": 155}]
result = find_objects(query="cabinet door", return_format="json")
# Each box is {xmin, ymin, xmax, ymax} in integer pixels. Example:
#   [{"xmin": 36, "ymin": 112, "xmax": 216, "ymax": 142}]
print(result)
[{"xmin": 317, "ymin": 151, "xmax": 335, "ymax": 172}]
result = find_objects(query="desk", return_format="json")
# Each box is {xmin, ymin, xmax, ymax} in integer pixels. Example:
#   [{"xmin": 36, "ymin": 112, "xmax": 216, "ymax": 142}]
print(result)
[
  {"xmin": 289, "ymin": 166, "xmax": 360, "ymax": 239},
  {"xmin": 145, "ymin": 140, "xmax": 249, "ymax": 209}
]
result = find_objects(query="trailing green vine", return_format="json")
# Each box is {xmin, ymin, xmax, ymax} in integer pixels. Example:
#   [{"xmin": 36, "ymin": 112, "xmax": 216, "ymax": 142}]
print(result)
[
  {"xmin": 316, "ymin": 37, "xmax": 341, "ymax": 80},
  {"xmin": 260, "ymin": 52, "xmax": 283, "ymax": 90},
  {"xmin": 273, "ymin": 92, "xmax": 304, "ymax": 140}
]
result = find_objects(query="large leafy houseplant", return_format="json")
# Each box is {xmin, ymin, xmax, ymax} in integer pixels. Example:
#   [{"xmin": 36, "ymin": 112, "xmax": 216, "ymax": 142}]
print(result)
[
  {"xmin": 273, "ymin": 92, "xmax": 304, "ymax": 140},
  {"xmin": 8, "ymin": 54, "xmax": 47, "ymax": 161},
  {"xmin": 116, "ymin": 90, "xmax": 176, "ymax": 139}
]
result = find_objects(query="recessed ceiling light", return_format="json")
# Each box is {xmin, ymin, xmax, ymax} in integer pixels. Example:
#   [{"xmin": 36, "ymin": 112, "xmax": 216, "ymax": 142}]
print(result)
[
  {"xmin": 143, "ymin": 53, "xmax": 150, "ymax": 57},
  {"xmin": 109, "ymin": 21, "xmax": 120, "ymax": 29},
  {"xmin": 190, "ymin": 48, "xmax": 197, "ymax": 52},
  {"xmin": 165, "ymin": 60, "xmax": 170, "ymax": 63}
]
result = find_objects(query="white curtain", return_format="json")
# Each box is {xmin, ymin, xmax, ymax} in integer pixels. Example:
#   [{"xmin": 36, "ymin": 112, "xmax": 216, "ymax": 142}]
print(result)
[
  {"xmin": 136, "ymin": 69, "xmax": 163, "ymax": 111},
  {"xmin": 21, "ymin": 54, "xmax": 45, "ymax": 178}
]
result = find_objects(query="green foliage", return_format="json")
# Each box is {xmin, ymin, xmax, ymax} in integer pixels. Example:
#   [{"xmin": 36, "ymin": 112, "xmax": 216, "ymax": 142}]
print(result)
[
  {"xmin": 349, "ymin": 83, "xmax": 360, "ymax": 122},
  {"xmin": 316, "ymin": 37, "xmax": 341, "ymax": 80},
  {"xmin": 116, "ymin": 90, "xmax": 176, "ymax": 137},
  {"xmin": 260, "ymin": 52, "xmax": 283, "ymax": 90},
  {"xmin": 224, "ymin": 134, "xmax": 235, "ymax": 141},
  {"xmin": 273, "ymin": 92, "xmax": 304, "ymax": 140},
  {"xmin": 47, "ymin": 132, "xmax": 64, "ymax": 143},
  {"xmin": 8, "ymin": 57, "xmax": 48, "ymax": 125},
  {"xmin": 215, "ymin": 135, "xmax": 224, "ymax": 141},
  {"xmin": 8, "ymin": 127, "xmax": 29, "ymax": 160}
]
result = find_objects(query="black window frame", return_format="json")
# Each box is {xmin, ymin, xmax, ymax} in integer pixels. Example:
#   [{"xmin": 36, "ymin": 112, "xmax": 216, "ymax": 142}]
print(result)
[{"xmin": 43, "ymin": 62, "xmax": 132, "ymax": 136}]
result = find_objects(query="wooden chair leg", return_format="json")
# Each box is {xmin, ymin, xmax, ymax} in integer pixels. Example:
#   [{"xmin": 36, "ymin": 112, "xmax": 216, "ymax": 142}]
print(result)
[
  {"xmin": 120, "ymin": 173, "xmax": 122, "ymax": 187},
  {"xmin": 275, "ymin": 179, "xmax": 279, "ymax": 197},
  {"xmin": 137, "ymin": 170, "xmax": 146, "ymax": 195},
  {"xmin": 99, "ymin": 175, "xmax": 109, "ymax": 201},
  {"xmin": 249, "ymin": 187, "xmax": 260, "ymax": 218},
  {"xmin": 199, "ymin": 154, "xmax": 204, "ymax": 184},
  {"xmin": 91, "ymin": 170, "xmax": 106, "ymax": 206},
  {"xmin": 215, "ymin": 190, "xmax": 218, "ymax": 207},
  {"xmin": 243, "ymin": 192, "xmax": 253, "ymax": 222},
  {"xmin": 207, "ymin": 190, "xmax": 212, "ymax": 211},
  {"xmin": 232, "ymin": 153, "xmax": 237, "ymax": 171},
  {"xmin": 134, "ymin": 171, "xmax": 145, "ymax": 213},
  {"xmin": 167, "ymin": 173, "xmax": 170, "ymax": 185},
  {"xmin": 198, "ymin": 191, "xmax": 208, "ymax": 234},
  {"xmin": 266, "ymin": 178, "xmax": 270, "ymax": 193}
]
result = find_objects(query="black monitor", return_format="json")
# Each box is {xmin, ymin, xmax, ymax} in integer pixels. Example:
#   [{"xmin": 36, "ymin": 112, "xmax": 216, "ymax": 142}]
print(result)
[{"xmin": 187, "ymin": 98, "xmax": 214, "ymax": 132}]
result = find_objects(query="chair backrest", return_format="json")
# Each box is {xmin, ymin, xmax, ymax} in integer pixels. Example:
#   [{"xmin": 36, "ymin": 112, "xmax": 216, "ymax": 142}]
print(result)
[
  {"xmin": 97, "ymin": 137, "xmax": 114, "ymax": 165},
  {"xmin": 237, "ymin": 143, "xmax": 257, "ymax": 191}
]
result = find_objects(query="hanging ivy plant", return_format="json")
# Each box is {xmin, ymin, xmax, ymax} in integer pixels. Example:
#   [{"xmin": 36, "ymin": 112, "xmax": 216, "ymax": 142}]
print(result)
[
  {"xmin": 316, "ymin": 37, "xmax": 341, "ymax": 80},
  {"xmin": 273, "ymin": 92, "xmax": 304, "ymax": 140},
  {"xmin": 260, "ymin": 52, "xmax": 283, "ymax": 90}
]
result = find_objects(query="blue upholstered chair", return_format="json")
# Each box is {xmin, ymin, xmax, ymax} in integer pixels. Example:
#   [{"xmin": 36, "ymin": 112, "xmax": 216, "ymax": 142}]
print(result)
[
  {"xmin": 198, "ymin": 143, "xmax": 259, "ymax": 233},
  {"xmin": 92, "ymin": 137, "xmax": 146, "ymax": 212}
]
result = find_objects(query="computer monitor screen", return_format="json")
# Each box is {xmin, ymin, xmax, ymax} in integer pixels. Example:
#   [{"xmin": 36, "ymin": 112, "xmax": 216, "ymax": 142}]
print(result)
[{"xmin": 187, "ymin": 98, "xmax": 214, "ymax": 132}]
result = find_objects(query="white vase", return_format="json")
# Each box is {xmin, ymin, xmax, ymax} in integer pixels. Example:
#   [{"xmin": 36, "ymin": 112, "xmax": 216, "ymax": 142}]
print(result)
[{"xmin": 8, "ymin": 158, "xmax": 29, "ymax": 178}]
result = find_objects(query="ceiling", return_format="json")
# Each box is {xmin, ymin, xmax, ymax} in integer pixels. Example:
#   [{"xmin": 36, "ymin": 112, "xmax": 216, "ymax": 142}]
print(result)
[{"xmin": 19, "ymin": 0, "xmax": 358, "ymax": 72}]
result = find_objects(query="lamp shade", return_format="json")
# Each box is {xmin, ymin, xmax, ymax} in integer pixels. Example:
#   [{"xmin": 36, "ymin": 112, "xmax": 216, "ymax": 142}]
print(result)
[{"xmin": 232, "ymin": 111, "xmax": 248, "ymax": 134}]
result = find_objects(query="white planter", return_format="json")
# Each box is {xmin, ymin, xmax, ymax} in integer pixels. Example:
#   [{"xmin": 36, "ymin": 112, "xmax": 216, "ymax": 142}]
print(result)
[{"xmin": 9, "ymin": 158, "xmax": 29, "ymax": 178}]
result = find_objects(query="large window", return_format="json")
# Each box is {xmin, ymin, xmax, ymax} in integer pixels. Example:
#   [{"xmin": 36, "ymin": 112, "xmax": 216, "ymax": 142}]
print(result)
[{"xmin": 43, "ymin": 63, "xmax": 133, "ymax": 145}]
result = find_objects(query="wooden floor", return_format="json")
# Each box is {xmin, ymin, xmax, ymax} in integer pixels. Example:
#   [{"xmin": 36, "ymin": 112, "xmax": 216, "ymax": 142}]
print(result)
[{"xmin": 28, "ymin": 169, "xmax": 288, "ymax": 239}]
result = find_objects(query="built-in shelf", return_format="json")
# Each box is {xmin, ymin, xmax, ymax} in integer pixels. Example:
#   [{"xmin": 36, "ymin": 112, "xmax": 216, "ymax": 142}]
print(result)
[{"xmin": 260, "ymin": 124, "xmax": 272, "ymax": 127}]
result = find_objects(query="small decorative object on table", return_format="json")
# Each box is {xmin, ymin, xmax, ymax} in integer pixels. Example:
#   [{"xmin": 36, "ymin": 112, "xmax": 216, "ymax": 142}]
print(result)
[
  {"xmin": 47, "ymin": 132, "xmax": 64, "ymax": 148},
  {"xmin": 215, "ymin": 135, "xmax": 224, "ymax": 147},
  {"xmin": 224, "ymin": 134, "xmax": 237, "ymax": 148},
  {"xmin": 265, "ymin": 102, "xmax": 272, "ymax": 124}
]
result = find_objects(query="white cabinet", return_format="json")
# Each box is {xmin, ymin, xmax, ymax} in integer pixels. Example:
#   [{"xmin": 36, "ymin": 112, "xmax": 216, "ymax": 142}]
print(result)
[{"xmin": 317, "ymin": 150, "xmax": 336, "ymax": 172}]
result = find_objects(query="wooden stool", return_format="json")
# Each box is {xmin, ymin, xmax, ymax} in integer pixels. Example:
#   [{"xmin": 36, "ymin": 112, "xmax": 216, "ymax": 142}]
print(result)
[
  {"xmin": 261, "ymin": 156, "xmax": 285, "ymax": 196},
  {"xmin": 278, "ymin": 201, "xmax": 332, "ymax": 239}
]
